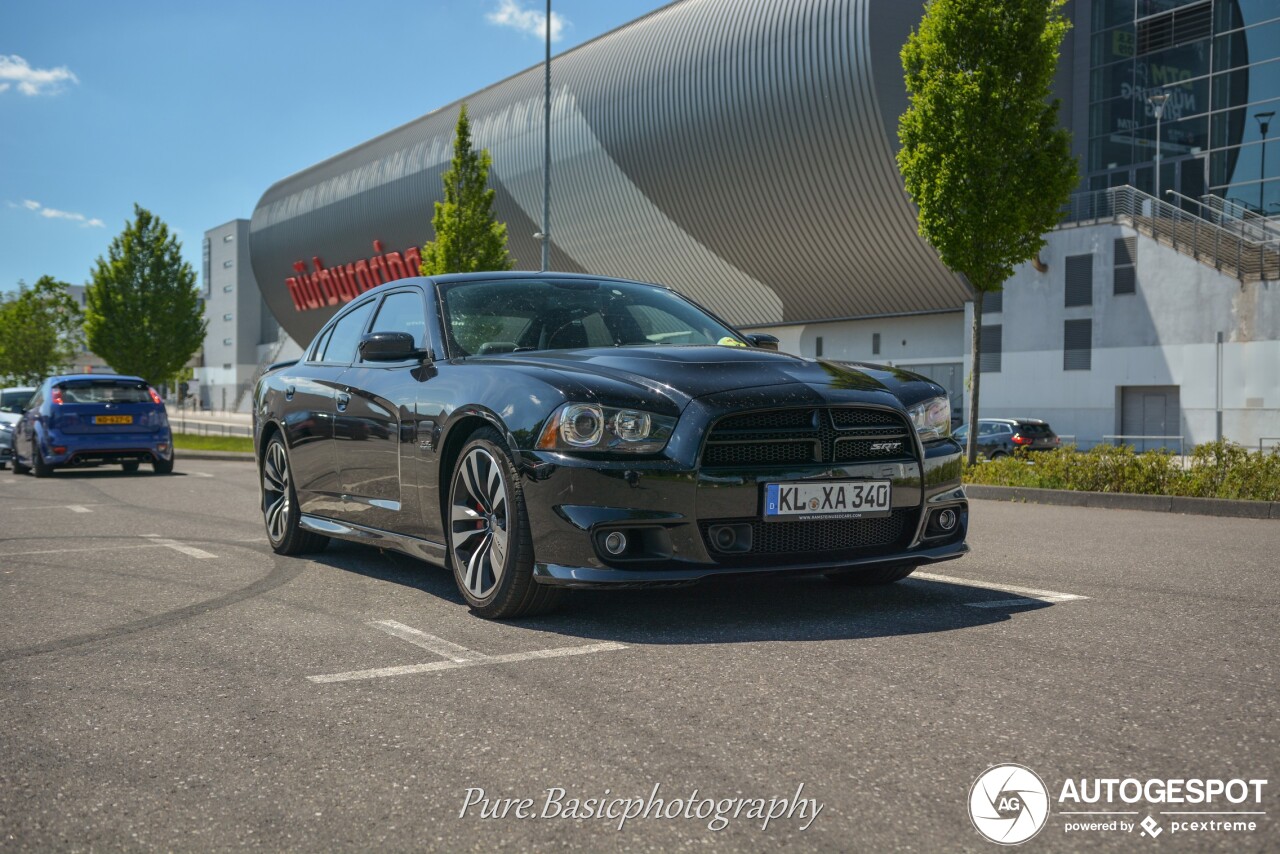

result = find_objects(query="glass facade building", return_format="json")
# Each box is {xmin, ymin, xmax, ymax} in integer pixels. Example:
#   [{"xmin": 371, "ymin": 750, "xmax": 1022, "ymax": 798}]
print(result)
[{"xmin": 1088, "ymin": 0, "xmax": 1280, "ymax": 212}]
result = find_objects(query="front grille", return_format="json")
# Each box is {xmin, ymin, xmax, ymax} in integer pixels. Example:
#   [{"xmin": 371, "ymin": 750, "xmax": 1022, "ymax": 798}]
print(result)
[
  {"xmin": 703, "ymin": 441, "xmax": 815, "ymax": 467},
  {"xmin": 702, "ymin": 407, "xmax": 913, "ymax": 468},
  {"xmin": 700, "ymin": 508, "xmax": 915, "ymax": 567}
]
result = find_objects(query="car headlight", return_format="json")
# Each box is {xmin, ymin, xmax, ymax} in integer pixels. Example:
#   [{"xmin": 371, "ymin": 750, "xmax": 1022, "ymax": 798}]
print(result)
[
  {"xmin": 536, "ymin": 403, "xmax": 676, "ymax": 453},
  {"xmin": 907, "ymin": 395, "xmax": 951, "ymax": 442}
]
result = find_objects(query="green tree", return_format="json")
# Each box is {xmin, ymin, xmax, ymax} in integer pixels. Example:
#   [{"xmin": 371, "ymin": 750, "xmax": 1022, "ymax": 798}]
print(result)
[
  {"xmin": 420, "ymin": 104, "xmax": 514, "ymax": 275},
  {"xmin": 84, "ymin": 204, "xmax": 207, "ymax": 386},
  {"xmin": 0, "ymin": 276, "xmax": 84, "ymax": 384},
  {"xmin": 897, "ymin": 0, "xmax": 1077, "ymax": 464}
]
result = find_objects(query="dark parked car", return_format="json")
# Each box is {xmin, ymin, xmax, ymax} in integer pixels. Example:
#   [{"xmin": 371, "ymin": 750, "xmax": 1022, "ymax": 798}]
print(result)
[
  {"xmin": 952, "ymin": 418, "xmax": 1060, "ymax": 459},
  {"xmin": 11, "ymin": 374, "xmax": 175, "ymax": 476},
  {"xmin": 254, "ymin": 273, "xmax": 968, "ymax": 618}
]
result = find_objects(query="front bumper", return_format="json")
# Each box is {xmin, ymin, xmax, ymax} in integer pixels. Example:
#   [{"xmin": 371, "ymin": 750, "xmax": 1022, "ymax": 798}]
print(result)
[{"xmin": 518, "ymin": 438, "xmax": 968, "ymax": 589}]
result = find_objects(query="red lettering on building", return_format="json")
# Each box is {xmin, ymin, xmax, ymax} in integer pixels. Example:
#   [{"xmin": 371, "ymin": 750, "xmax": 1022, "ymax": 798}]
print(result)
[{"xmin": 282, "ymin": 240, "xmax": 424, "ymax": 312}]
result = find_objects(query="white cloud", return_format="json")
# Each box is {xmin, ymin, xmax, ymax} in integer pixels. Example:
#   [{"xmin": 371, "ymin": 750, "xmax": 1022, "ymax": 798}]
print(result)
[
  {"xmin": 16, "ymin": 199, "xmax": 103, "ymax": 227},
  {"xmin": 0, "ymin": 55, "xmax": 79, "ymax": 96},
  {"xmin": 486, "ymin": 0, "xmax": 566, "ymax": 42}
]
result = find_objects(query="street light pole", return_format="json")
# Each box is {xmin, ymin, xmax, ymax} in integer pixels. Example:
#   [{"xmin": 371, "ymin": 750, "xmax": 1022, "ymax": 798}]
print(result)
[
  {"xmin": 541, "ymin": 0, "xmax": 552, "ymax": 272},
  {"xmin": 1148, "ymin": 91, "xmax": 1169, "ymax": 201},
  {"xmin": 1255, "ymin": 111, "xmax": 1274, "ymax": 212}
]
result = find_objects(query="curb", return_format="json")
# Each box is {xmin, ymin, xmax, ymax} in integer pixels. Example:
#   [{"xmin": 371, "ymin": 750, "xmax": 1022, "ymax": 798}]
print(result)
[
  {"xmin": 964, "ymin": 484, "xmax": 1278, "ymax": 519},
  {"xmin": 175, "ymin": 450, "xmax": 256, "ymax": 462}
]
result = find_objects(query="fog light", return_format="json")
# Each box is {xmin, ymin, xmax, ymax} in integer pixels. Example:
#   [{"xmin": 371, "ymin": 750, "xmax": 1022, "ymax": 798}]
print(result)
[
  {"xmin": 158, "ymin": 443, "xmax": 170, "ymax": 453},
  {"xmin": 603, "ymin": 531, "xmax": 628, "ymax": 555},
  {"xmin": 937, "ymin": 508, "xmax": 957, "ymax": 531}
]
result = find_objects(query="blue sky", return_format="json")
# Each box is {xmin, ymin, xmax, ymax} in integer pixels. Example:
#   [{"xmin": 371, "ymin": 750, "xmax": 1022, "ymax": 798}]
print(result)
[{"xmin": 0, "ymin": 0, "xmax": 669, "ymax": 295}]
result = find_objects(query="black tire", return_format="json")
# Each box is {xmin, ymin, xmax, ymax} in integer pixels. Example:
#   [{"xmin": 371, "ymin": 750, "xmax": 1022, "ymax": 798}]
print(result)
[
  {"xmin": 825, "ymin": 563, "xmax": 918, "ymax": 586},
  {"xmin": 31, "ymin": 442, "xmax": 52, "ymax": 478},
  {"xmin": 152, "ymin": 455, "xmax": 174, "ymax": 474},
  {"xmin": 447, "ymin": 427, "xmax": 563, "ymax": 619},
  {"xmin": 12, "ymin": 452, "xmax": 29, "ymax": 475},
  {"xmin": 989, "ymin": 450, "xmax": 1008, "ymax": 461},
  {"xmin": 122, "ymin": 461, "xmax": 141, "ymax": 473},
  {"xmin": 261, "ymin": 435, "xmax": 327, "ymax": 555}
]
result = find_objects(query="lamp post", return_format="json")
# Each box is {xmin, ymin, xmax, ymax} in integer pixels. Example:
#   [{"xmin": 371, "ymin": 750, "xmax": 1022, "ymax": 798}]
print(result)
[
  {"xmin": 1255, "ymin": 111, "xmax": 1275, "ymax": 212},
  {"xmin": 1148, "ymin": 91, "xmax": 1169, "ymax": 200},
  {"xmin": 540, "ymin": 0, "xmax": 552, "ymax": 272}
]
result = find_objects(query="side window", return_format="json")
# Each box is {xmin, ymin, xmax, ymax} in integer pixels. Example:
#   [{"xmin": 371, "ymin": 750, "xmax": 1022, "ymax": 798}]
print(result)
[
  {"xmin": 368, "ymin": 290, "xmax": 428, "ymax": 353},
  {"xmin": 308, "ymin": 327, "xmax": 334, "ymax": 363},
  {"xmin": 978, "ymin": 422, "xmax": 996, "ymax": 437},
  {"xmin": 320, "ymin": 300, "xmax": 375, "ymax": 365}
]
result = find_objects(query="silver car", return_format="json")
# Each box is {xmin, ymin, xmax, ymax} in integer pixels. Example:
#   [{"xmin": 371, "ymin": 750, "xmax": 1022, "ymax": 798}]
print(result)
[{"xmin": 0, "ymin": 386, "xmax": 36, "ymax": 470}]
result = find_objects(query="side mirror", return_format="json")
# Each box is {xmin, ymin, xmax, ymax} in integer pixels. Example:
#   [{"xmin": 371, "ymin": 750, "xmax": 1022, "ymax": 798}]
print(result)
[
  {"xmin": 745, "ymin": 333, "xmax": 780, "ymax": 351},
  {"xmin": 359, "ymin": 331, "xmax": 429, "ymax": 362}
]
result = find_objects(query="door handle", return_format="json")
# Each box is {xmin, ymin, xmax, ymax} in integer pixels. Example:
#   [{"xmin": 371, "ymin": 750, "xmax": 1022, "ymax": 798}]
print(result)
[
  {"xmin": 285, "ymin": 385, "xmax": 295, "ymax": 401},
  {"xmin": 336, "ymin": 392, "xmax": 350, "ymax": 412}
]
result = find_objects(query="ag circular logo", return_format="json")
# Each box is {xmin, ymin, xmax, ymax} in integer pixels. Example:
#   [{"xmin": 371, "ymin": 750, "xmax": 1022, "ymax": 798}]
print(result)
[{"xmin": 969, "ymin": 764, "xmax": 1050, "ymax": 845}]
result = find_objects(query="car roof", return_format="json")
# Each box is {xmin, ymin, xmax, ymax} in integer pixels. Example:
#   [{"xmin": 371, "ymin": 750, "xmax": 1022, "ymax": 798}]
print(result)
[
  {"xmin": 426, "ymin": 271, "xmax": 669, "ymax": 288},
  {"xmin": 978, "ymin": 418, "xmax": 1048, "ymax": 425}
]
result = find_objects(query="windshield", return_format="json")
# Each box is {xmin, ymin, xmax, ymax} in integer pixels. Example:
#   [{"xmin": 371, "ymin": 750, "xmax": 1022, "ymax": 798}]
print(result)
[{"xmin": 437, "ymin": 279, "xmax": 743, "ymax": 357}]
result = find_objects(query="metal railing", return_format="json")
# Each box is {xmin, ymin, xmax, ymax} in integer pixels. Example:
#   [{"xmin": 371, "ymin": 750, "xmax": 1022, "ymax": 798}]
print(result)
[
  {"xmin": 1103, "ymin": 434, "xmax": 1184, "ymax": 456},
  {"xmin": 1199, "ymin": 193, "xmax": 1280, "ymax": 245},
  {"xmin": 1059, "ymin": 185, "xmax": 1280, "ymax": 282}
]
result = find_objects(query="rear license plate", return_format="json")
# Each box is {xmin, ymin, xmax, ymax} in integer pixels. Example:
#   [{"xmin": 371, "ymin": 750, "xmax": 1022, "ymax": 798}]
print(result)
[
  {"xmin": 94, "ymin": 415, "xmax": 133, "ymax": 425},
  {"xmin": 764, "ymin": 480, "xmax": 892, "ymax": 521}
]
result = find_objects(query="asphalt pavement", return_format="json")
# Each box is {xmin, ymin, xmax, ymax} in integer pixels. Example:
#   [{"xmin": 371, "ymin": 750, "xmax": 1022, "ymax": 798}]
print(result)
[{"xmin": 0, "ymin": 459, "xmax": 1276, "ymax": 852}]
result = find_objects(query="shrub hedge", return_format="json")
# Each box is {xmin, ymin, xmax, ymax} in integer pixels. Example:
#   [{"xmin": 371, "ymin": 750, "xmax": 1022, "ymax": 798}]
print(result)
[{"xmin": 962, "ymin": 441, "xmax": 1280, "ymax": 502}]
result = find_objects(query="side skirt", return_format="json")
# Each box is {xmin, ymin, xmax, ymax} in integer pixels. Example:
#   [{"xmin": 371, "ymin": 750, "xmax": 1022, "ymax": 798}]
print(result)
[{"xmin": 298, "ymin": 514, "xmax": 448, "ymax": 568}]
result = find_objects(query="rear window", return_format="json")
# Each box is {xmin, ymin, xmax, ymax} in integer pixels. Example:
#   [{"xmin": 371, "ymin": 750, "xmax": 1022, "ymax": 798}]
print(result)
[
  {"xmin": 1, "ymin": 390, "xmax": 32, "ymax": 410},
  {"xmin": 1018, "ymin": 422, "xmax": 1053, "ymax": 435},
  {"xmin": 57, "ymin": 381, "xmax": 153, "ymax": 404}
]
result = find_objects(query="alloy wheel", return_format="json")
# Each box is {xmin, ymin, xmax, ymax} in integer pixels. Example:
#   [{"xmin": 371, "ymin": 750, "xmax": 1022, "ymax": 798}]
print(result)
[
  {"xmin": 262, "ymin": 440, "xmax": 291, "ymax": 543},
  {"xmin": 450, "ymin": 447, "xmax": 510, "ymax": 600}
]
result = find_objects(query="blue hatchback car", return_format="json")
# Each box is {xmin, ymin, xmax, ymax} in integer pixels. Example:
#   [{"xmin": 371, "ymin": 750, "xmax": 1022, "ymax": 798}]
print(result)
[{"xmin": 11, "ymin": 374, "xmax": 174, "ymax": 476}]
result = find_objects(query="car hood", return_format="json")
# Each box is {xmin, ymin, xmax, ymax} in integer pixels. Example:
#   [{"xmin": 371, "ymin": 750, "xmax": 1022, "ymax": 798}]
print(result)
[{"xmin": 470, "ymin": 346, "xmax": 942, "ymax": 410}]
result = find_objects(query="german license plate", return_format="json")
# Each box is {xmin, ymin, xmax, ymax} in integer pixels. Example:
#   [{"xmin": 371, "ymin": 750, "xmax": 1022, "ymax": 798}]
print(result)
[
  {"xmin": 94, "ymin": 415, "xmax": 133, "ymax": 425},
  {"xmin": 764, "ymin": 480, "xmax": 891, "ymax": 521}
]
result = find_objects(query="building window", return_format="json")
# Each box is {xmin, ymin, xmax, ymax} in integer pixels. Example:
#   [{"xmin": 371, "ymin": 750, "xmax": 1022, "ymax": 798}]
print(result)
[
  {"xmin": 223, "ymin": 260, "xmax": 233, "ymax": 268},
  {"xmin": 979, "ymin": 324, "xmax": 1002, "ymax": 373},
  {"xmin": 223, "ymin": 234, "xmax": 234, "ymax": 242},
  {"xmin": 1114, "ymin": 237, "xmax": 1137, "ymax": 294},
  {"xmin": 223, "ymin": 313, "xmax": 233, "ymax": 321},
  {"xmin": 223, "ymin": 363, "xmax": 232, "ymax": 370},
  {"xmin": 982, "ymin": 290, "xmax": 1003, "ymax": 313},
  {"xmin": 1064, "ymin": 319, "xmax": 1092, "ymax": 370},
  {"xmin": 1065, "ymin": 254, "xmax": 1094, "ymax": 307},
  {"xmin": 815, "ymin": 336, "xmax": 823, "ymax": 357},
  {"xmin": 202, "ymin": 237, "xmax": 210, "ymax": 295},
  {"xmin": 222, "ymin": 338, "xmax": 233, "ymax": 346},
  {"xmin": 223, "ymin": 284, "xmax": 233, "ymax": 293},
  {"xmin": 872, "ymin": 333, "xmax": 881, "ymax": 355}
]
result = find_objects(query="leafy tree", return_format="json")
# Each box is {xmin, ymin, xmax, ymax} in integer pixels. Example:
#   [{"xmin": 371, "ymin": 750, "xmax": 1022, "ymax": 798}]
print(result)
[
  {"xmin": 0, "ymin": 276, "xmax": 84, "ymax": 384},
  {"xmin": 897, "ymin": 0, "xmax": 1077, "ymax": 464},
  {"xmin": 84, "ymin": 204, "xmax": 207, "ymax": 386},
  {"xmin": 420, "ymin": 104, "xmax": 514, "ymax": 274}
]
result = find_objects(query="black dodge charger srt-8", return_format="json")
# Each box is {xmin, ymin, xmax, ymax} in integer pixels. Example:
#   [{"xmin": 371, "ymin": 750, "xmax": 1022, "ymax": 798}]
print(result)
[{"xmin": 253, "ymin": 273, "xmax": 968, "ymax": 618}]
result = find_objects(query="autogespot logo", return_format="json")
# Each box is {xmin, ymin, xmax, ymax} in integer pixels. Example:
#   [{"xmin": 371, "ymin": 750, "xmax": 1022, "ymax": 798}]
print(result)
[{"xmin": 969, "ymin": 764, "xmax": 1051, "ymax": 845}]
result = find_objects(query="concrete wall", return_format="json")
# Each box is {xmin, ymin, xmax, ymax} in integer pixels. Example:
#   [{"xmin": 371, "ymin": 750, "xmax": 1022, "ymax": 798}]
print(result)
[{"xmin": 967, "ymin": 223, "xmax": 1280, "ymax": 449}]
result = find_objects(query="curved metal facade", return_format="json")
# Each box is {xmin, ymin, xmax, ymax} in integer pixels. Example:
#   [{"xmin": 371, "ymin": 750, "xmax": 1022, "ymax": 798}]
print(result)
[{"xmin": 250, "ymin": 0, "xmax": 970, "ymax": 345}]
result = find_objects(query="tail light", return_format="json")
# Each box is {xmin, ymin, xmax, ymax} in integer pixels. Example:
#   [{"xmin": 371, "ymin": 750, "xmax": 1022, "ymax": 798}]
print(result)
[
  {"xmin": 148, "ymin": 387, "xmax": 164, "ymax": 405},
  {"xmin": 1011, "ymin": 433, "xmax": 1032, "ymax": 445},
  {"xmin": 1054, "ymin": 436, "xmax": 1061, "ymax": 445},
  {"xmin": 51, "ymin": 387, "xmax": 64, "ymax": 405}
]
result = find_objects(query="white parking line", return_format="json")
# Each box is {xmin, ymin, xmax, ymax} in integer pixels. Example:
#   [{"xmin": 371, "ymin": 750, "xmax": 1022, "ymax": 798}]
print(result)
[
  {"xmin": 0, "ymin": 544, "xmax": 166, "ymax": 558},
  {"xmin": 6, "ymin": 504, "xmax": 107, "ymax": 512},
  {"xmin": 372, "ymin": 620, "xmax": 490, "ymax": 662},
  {"xmin": 911, "ymin": 571, "xmax": 1088, "ymax": 607},
  {"xmin": 308, "ymin": 620, "xmax": 627, "ymax": 684},
  {"xmin": 140, "ymin": 534, "xmax": 216, "ymax": 559},
  {"xmin": 189, "ymin": 472, "xmax": 214, "ymax": 478}
]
